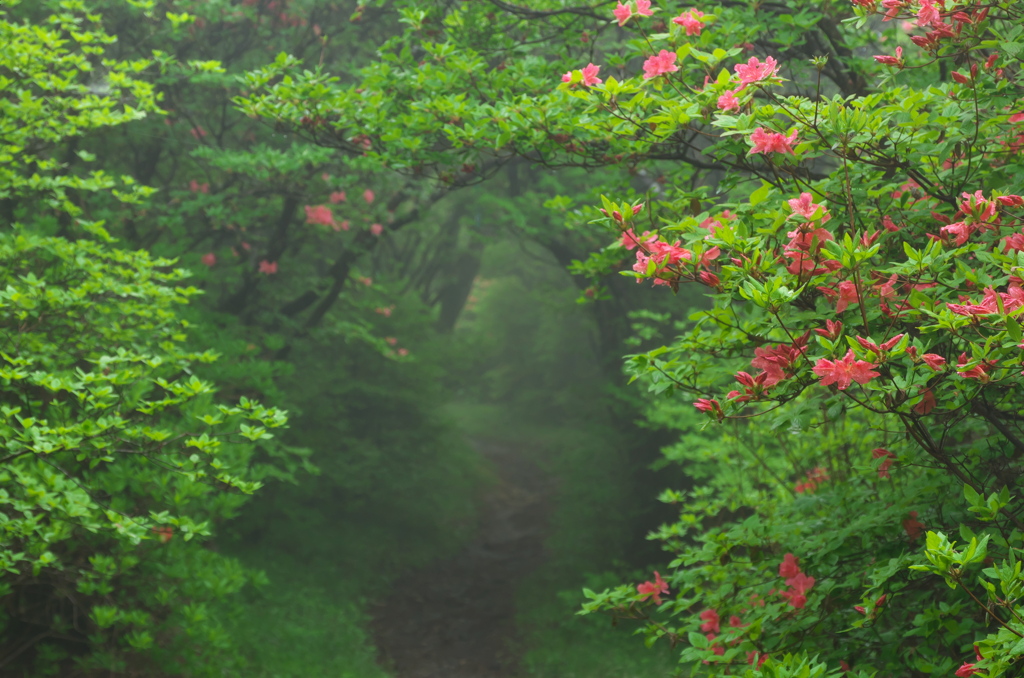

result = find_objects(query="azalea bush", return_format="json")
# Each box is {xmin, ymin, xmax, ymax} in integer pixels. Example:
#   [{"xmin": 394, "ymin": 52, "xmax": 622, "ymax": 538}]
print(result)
[
  {"xmin": 566, "ymin": 1, "xmax": 1024, "ymax": 677},
  {"xmin": 238, "ymin": 0, "xmax": 1024, "ymax": 675}
]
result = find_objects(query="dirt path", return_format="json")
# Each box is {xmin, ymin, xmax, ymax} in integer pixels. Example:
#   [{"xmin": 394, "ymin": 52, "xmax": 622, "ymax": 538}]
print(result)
[{"xmin": 370, "ymin": 439, "xmax": 553, "ymax": 678}]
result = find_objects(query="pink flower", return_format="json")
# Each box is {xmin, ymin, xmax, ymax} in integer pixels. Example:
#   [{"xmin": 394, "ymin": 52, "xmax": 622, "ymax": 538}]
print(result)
[
  {"xmin": 363, "ymin": 188, "xmax": 375, "ymax": 204},
  {"xmin": 190, "ymin": 126, "xmax": 207, "ymax": 139},
  {"xmin": 779, "ymin": 553, "xmax": 800, "ymax": 578},
  {"xmin": 561, "ymin": 71, "xmax": 573, "ymax": 83},
  {"xmin": 780, "ymin": 571, "xmax": 815, "ymax": 608},
  {"xmin": 359, "ymin": 276, "xmax": 373, "ymax": 286},
  {"xmin": 397, "ymin": 348, "xmax": 409, "ymax": 357},
  {"xmin": 787, "ymin": 572, "xmax": 815, "ymax": 593},
  {"xmin": 635, "ymin": 0, "xmax": 653, "ymax": 16},
  {"xmin": 189, "ymin": 180, "xmax": 210, "ymax": 194},
  {"xmin": 201, "ymin": 253, "xmax": 216, "ymax": 267},
  {"xmin": 717, "ymin": 90, "xmax": 740, "ymax": 111},
  {"xmin": 581, "ymin": 62, "xmax": 603, "ymax": 86},
  {"xmin": 957, "ymin": 353, "xmax": 991, "ymax": 381},
  {"xmin": 329, "ymin": 191, "xmax": 347, "ymax": 203},
  {"xmin": 734, "ymin": 56, "xmax": 779, "ymax": 91},
  {"xmin": 948, "ymin": 286, "xmax": 1024, "ymax": 317},
  {"xmin": 749, "ymin": 127, "xmax": 798, "ymax": 155},
  {"xmin": 672, "ymin": 9, "xmax": 704, "ymax": 35},
  {"xmin": 813, "ymin": 350, "xmax": 880, "ymax": 390},
  {"xmin": 873, "ymin": 46, "xmax": 903, "ymax": 66},
  {"xmin": 835, "ymin": 281, "xmax": 860, "ymax": 313},
  {"xmin": 694, "ymin": 398, "xmax": 723, "ymax": 419},
  {"xmin": 337, "ymin": 220, "xmax": 351, "ymax": 232},
  {"xmin": 788, "ymin": 193, "xmax": 827, "ymax": 220},
  {"xmin": 305, "ymin": 205, "xmax": 335, "ymax": 226},
  {"xmin": 922, "ymin": 354, "xmax": 946, "ymax": 370},
  {"xmin": 917, "ymin": 0, "xmax": 940, "ymax": 27},
  {"xmin": 750, "ymin": 338, "xmax": 808, "ymax": 387},
  {"xmin": 637, "ymin": 571, "xmax": 670, "ymax": 604},
  {"xmin": 258, "ymin": 260, "xmax": 278, "ymax": 275},
  {"xmin": 1010, "ymin": 113, "xmax": 1024, "ymax": 124},
  {"xmin": 643, "ymin": 50, "xmax": 678, "ymax": 79},
  {"xmin": 613, "ymin": 1, "xmax": 632, "ymax": 25},
  {"xmin": 376, "ymin": 306, "xmax": 393, "ymax": 317},
  {"xmin": 814, "ymin": 319, "xmax": 843, "ymax": 340},
  {"xmin": 386, "ymin": 337, "xmax": 398, "ymax": 346},
  {"xmin": 699, "ymin": 609, "xmax": 720, "ymax": 633},
  {"xmin": 370, "ymin": 223, "xmax": 384, "ymax": 236},
  {"xmin": 955, "ymin": 664, "xmax": 979, "ymax": 678}
]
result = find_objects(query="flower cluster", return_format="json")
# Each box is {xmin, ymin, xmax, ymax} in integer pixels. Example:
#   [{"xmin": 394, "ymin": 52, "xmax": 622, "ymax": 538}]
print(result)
[
  {"xmin": 778, "ymin": 553, "xmax": 815, "ymax": 609},
  {"xmin": 636, "ymin": 570, "xmax": 670, "ymax": 604}
]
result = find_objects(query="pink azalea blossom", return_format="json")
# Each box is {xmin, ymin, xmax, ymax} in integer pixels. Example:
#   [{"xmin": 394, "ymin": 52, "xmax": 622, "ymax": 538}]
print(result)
[
  {"xmin": 637, "ymin": 571, "xmax": 670, "ymax": 604},
  {"xmin": 956, "ymin": 664, "xmax": 979, "ymax": 678},
  {"xmin": 836, "ymin": 281, "xmax": 860, "ymax": 313},
  {"xmin": 779, "ymin": 553, "xmax": 800, "ymax": 578},
  {"xmin": 329, "ymin": 191, "xmax": 347, "ymax": 203},
  {"xmin": 258, "ymin": 260, "xmax": 278, "ymax": 275},
  {"xmin": 305, "ymin": 204, "xmax": 335, "ymax": 226},
  {"xmin": 561, "ymin": 71, "xmax": 573, "ymax": 83},
  {"xmin": 787, "ymin": 193, "xmax": 828, "ymax": 220},
  {"xmin": 917, "ymin": 0, "xmax": 940, "ymax": 27},
  {"xmin": 717, "ymin": 90, "xmax": 740, "ymax": 111},
  {"xmin": 642, "ymin": 50, "xmax": 679, "ymax": 79},
  {"xmin": 386, "ymin": 337, "xmax": 398, "ymax": 346},
  {"xmin": 201, "ymin": 253, "xmax": 216, "ymax": 267},
  {"xmin": 948, "ymin": 286, "xmax": 1024, "ymax": 316},
  {"xmin": 672, "ymin": 9, "xmax": 704, "ymax": 35},
  {"xmin": 635, "ymin": 0, "xmax": 653, "ymax": 16},
  {"xmin": 694, "ymin": 398, "xmax": 723, "ymax": 419},
  {"xmin": 370, "ymin": 223, "xmax": 384, "ymax": 236},
  {"xmin": 957, "ymin": 353, "xmax": 991, "ymax": 381},
  {"xmin": 813, "ymin": 350, "xmax": 880, "ymax": 390},
  {"xmin": 363, "ymin": 188, "xmax": 375, "ymax": 204},
  {"xmin": 922, "ymin": 354, "xmax": 946, "ymax": 370},
  {"xmin": 750, "ymin": 338, "xmax": 808, "ymax": 387},
  {"xmin": 336, "ymin": 220, "xmax": 350, "ymax": 232},
  {"xmin": 873, "ymin": 46, "xmax": 903, "ymax": 66},
  {"xmin": 734, "ymin": 56, "xmax": 779, "ymax": 91},
  {"xmin": 814, "ymin": 319, "xmax": 843, "ymax": 340},
  {"xmin": 749, "ymin": 127, "xmax": 798, "ymax": 155},
  {"xmin": 613, "ymin": 1, "xmax": 632, "ymax": 25},
  {"xmin": 397, "ymin": 347, "xmax": 409, "ymax": 357},
  {"xmin": 581, "ymin": 62, "xmax": 603, "ymax": 86},
  {"xmin": 699, "ymin": 609, "xmax": 720, "ymax": 634}
]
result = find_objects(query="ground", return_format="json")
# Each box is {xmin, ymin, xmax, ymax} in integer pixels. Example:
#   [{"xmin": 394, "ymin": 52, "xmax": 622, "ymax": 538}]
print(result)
[{"xmin": 371, "ymin": 440, "xmax": 553, "ymax": 678}]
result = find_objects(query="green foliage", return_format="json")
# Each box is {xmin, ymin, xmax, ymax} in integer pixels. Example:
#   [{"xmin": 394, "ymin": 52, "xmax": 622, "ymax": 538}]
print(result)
[
  {"xmin": 0, "ymin": 3, "xmax": 297, "ymax": 674},
  {"xmin": 237, "ymin": 0, "xmax": 1024, "ymax": 676}
]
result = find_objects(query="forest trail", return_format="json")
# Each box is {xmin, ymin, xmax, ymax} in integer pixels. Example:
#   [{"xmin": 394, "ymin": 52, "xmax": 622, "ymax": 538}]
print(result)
[{"xmin": 370, "ymin": 439, "xmax": 553, "ymax": 678}]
